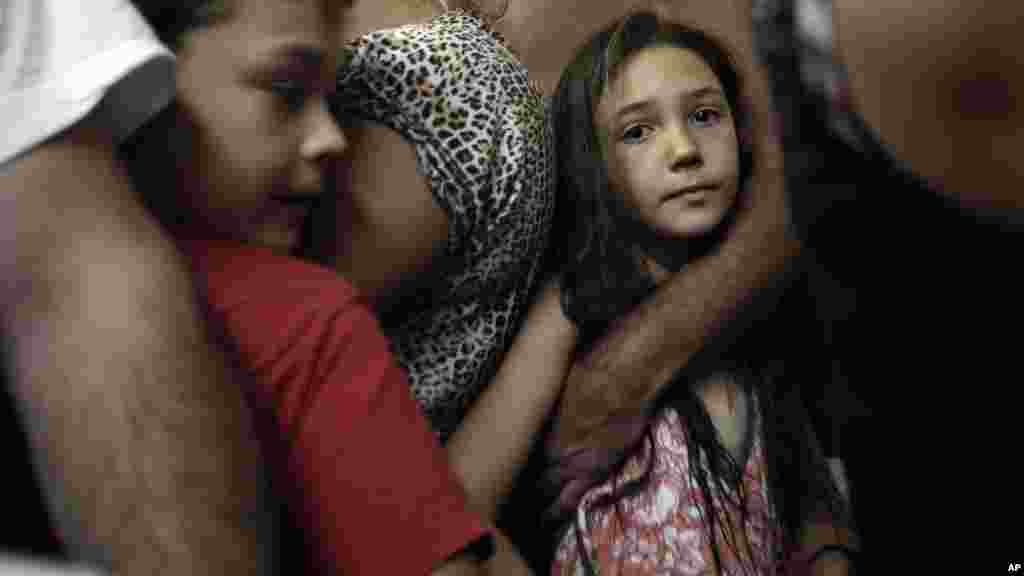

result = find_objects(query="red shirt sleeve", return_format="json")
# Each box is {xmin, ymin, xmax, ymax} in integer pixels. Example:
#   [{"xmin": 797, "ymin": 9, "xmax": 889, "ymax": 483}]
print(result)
[{"xmin": 187, "ymin": 240, "xmax": 490, "ymax": 575}]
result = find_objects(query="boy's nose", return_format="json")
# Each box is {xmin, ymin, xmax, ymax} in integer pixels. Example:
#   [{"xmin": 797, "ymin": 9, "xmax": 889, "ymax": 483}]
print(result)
[{"xmin": 303, "ymin": 98, "xmax": 349, "ymax": 166}]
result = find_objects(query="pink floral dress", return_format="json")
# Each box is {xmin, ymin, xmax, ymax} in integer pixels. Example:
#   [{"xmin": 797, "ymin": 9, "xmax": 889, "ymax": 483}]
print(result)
[{"xmin": 551, "ymin": 398, "xmax": 783, "ymax": 575}]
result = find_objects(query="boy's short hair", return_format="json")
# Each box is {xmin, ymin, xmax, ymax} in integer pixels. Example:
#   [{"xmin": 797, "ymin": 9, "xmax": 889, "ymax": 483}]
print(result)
[{"xmin": 129, "ymin": 0, "xmax": 234, "ymax": 48}]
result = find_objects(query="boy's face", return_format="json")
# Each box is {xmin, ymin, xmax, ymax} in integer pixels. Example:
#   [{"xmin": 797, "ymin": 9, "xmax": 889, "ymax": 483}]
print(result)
[{"xmin": 174, "ymin": 0, "xmax": 347, "ymax": 253}]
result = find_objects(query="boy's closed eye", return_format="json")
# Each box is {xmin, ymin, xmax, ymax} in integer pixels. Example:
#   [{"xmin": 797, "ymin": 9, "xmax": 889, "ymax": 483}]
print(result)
[
  {"xmin": 267, "ymin": 75, "xmax": 314, "ymax": 113},
  {"xmin": 245, "ymin": 44, "xmax": 330, "ymax": 114},
  {"xmin": 244, "ymin": 67, "xmax": 317, "ymax": 115}
]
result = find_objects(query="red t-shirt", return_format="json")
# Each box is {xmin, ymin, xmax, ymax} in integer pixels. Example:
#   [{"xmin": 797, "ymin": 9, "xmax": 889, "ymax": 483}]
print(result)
[{"xmin": 186, "ymin": 239, "xmax": 490, "ymax": 575}]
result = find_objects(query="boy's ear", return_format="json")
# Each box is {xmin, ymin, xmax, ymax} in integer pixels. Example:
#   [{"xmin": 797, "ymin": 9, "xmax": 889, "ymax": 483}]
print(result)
[
  {"xmin": 447, "ymin": 0, "xmax": 509, "ymax": 24},
  {"xmin": 737, "ymin": 125, "xmax": 754, "ymax": 152},
  {"xmin": 477, "ymin": 0, "xmax": 510, "ymax": 23},
  {"xmin": 736, "ymin": 124, "xmax": 755, "ymax": 181}
]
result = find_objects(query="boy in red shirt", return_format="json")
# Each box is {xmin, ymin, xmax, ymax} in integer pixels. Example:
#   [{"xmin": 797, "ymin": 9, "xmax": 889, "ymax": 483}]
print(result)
[
  {"xmin": 119, "ymin": 0, "xmax": 496, "ymax": 573},
  {"xmin": 189, "ymin": 240, "xmax": 492, "ymax": 574}
]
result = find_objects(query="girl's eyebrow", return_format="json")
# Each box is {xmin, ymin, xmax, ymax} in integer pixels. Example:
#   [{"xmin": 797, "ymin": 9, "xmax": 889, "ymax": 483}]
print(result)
[
  {"xmin": 689, "ymin": 86, "xmax": 726, "ymax": 101},
  {"xmin": 613, "ymin": 99, "xmax": 655, "ymax": 121},
  {"xmin": 613, "ymin": 85, "xmax": 725, "ymax": 121}
]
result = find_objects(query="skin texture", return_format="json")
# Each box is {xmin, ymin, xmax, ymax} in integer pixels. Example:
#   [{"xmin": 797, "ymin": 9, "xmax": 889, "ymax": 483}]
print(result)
[
  {"xmin": 834, "ymin": 0, "xmax": 1024, "ymax": 214},
  {"xmin": 2, "ymin": 113, "xmax": 279, "ymax": 575},
  {"xmin": 3, "ymin": 0, "xmax": 347, "ymax": 572},
  {"xmin": 336, "ymin": 0, "xmax": 440, "ymax": 41}
]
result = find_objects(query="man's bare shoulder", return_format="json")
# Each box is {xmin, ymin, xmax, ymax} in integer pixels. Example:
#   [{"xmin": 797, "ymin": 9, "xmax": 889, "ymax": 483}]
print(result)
[{"xmin": 835, "ymin": 0, "xmax": 1024, "ymax": 212}]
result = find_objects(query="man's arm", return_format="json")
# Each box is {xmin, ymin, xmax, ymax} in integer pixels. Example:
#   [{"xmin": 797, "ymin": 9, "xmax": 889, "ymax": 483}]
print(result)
[
  {"xmin": 550, "ymin": 0, "xmax": 797, "ymax": 451},
  {"xmin": 0, "ymin": 115, "xmax": 279, "ymax": 574},
  {"xmin": 834, "ymin": 0, "xmax": 1024, "ymax": 215},
  {"xmin": 552, "ymin": 175, "xmax": 795, "ymax": 452}
]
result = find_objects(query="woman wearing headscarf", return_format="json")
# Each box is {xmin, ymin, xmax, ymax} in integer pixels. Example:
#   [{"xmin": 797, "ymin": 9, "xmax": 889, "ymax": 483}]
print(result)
[{"xmin": 323, "ymin": 1, "xmax": 561, "ymax": 544}]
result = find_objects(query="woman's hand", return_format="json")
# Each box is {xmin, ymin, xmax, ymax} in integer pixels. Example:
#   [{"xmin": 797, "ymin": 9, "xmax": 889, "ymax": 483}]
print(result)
[{"xmin": 446, "ymin": 276, "xmax": 577, "ymax": 521}]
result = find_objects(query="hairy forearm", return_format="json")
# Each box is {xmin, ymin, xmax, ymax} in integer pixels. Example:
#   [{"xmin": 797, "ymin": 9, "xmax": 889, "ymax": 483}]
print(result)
[
  {"xmin": 1, "ymin": 122, "xmax": 279, "ymax": 574},
  {"xmin": 552, "ymin": 170, "xmax": 796, "ymax": 452}
]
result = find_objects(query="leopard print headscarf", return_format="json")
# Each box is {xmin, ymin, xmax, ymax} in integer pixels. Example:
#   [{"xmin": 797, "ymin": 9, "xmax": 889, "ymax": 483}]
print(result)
[{"xmin": 331, "ymin": 12, "xmax": 555, "ymax": 440}]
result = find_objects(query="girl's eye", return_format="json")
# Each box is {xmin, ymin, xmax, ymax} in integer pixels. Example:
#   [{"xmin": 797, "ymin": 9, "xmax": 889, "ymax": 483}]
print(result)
[
  {"xmin": 689, "ymin": 107, "xmax": 722, "ymax": 127},
  {"xmin": 621, "ymin": 124, "xmax": 652, "ymax": 143}
]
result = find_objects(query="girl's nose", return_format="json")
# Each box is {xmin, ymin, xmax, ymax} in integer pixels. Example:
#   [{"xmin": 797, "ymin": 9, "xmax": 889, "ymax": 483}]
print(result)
[{"xmin": 667, "ymin": 123, "xmax": 701, "ymax": 171}]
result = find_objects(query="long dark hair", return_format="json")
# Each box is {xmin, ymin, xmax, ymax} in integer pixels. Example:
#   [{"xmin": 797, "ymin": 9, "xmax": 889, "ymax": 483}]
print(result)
[
  {"xmin": 127, "ymin": 0, "xmax": 233, "ymax": 49},
  {"xmin": 548, "ymin": 11, "xmax": 849, "ymax": 574},
  {"xmin": 550, "ymin": 11, "xmax": 753, "ymax": 350}
]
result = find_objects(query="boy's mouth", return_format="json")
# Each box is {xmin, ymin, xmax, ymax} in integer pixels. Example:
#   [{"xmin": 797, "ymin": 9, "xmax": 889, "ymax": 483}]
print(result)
[{"xmin": 271, "ymin": 194, "xmax": 320, "ymax": 226}]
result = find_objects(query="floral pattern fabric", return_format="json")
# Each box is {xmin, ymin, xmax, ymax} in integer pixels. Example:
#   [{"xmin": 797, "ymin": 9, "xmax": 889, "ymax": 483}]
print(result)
[{"xmin": 552, "ymin": 399, "xmax": 783, "ymax": 576}]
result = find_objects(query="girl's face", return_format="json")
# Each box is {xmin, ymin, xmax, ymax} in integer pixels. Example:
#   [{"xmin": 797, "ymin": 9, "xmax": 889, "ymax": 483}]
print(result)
[
  {"xmin": 174, "ymin": 0, "xmax": 347, "ymax": 252},
  {"xmin": 597, "ymin": 44, "xmax": 739, "ymax": 241}
]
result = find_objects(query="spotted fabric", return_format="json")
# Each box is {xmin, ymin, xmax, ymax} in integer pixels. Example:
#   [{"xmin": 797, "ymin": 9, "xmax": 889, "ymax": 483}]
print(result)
[
  {"xmin": 552, "ymin": 397, "xmax": 784, "ymax": 576},
  {"xmin": 331, "ymin": 12, "xmax": 555, "ymax": 439}
]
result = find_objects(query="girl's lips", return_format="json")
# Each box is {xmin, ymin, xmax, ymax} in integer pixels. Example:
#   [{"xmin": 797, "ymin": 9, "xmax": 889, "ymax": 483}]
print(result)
[{"xmin": 663, "ymin": 185, "xmax": 715, "ymax": 204}]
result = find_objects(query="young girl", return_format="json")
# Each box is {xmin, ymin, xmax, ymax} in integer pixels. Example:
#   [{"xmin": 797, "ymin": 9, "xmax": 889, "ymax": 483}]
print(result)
[{"xmin": 542, "ymin": 12, "xmax": 854, "ymax": 575}]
